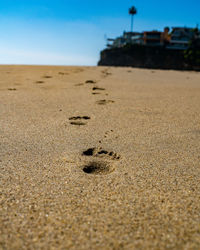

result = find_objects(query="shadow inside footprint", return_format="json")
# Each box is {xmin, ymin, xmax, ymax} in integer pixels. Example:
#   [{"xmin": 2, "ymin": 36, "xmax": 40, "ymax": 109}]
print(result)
[
  {"xmin": 82, "ymin": 161, "xmax": 114, "ymax": 175},
  {"xmin": 96, "ymin": 100, "xmax": 115, "ymax": 105},
  {"xmin": 8, "ymin": 88, "xmax": 17, "ymax": 91},
  {"xmin": 83, "ymin": 148, "xmax": 95, "ymax": 156},
  {"xmin": 43, "ymin": 76, "xmax": 52, "ymax": 78},
  {"xmin": 85, "ymin": 80, "xmax": 96, "ymax": 84},
  {"xmin": 43, "ymin": 75, "xmax": 53, "ymax": 79},
  {"xmin": 69, "ymin": 116, "xmax": 90, "ymax": 120},
  {"xmin": 82, "ymin": 147, "xmax": 120, "ymax": 160},
  {"xmin": 70, "ymin": 121, "xmax": 86, "ymax": 126},
  {"xmin": 92, "ymin": 87, "xmax": 105, "ymax": 91},
  {"xmin": 35, "ymin": 81, "xmax": 45, "ymax": 84},
  {"xmin": 69, "ymin": 116, "xmax": 90, "ymax": 126}
]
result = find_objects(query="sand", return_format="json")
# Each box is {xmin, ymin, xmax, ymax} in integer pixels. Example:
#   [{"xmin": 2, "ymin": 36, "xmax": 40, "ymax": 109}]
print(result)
[{"xmin": 0, "ymin": 65, "xmax": 200, "ymax": 249}]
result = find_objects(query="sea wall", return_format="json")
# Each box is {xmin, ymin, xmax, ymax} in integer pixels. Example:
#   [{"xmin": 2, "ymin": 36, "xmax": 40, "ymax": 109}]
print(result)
[{"xmin": 98, "ymin": 44, "xmax": 200, "ymax": 71}]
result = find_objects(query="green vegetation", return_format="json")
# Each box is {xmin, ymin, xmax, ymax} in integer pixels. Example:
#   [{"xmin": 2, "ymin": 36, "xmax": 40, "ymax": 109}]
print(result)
[
  {"xmin": 184, "ymin": 39, "xmax": 200, "ymax": 66},
  {"xmin": 184, "ymin": 29, "xmax": 200, "ymax": 66}
]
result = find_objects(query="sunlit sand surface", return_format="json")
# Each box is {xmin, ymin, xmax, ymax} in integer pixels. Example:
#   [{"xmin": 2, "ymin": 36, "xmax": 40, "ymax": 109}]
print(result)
[{"xmin": 0, "ymin": 65, "xmax": 200, "ymax": 249}]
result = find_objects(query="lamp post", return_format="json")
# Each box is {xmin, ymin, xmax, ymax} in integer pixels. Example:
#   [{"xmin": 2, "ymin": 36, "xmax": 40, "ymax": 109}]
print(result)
[{"xmin": 129, "ymin": 6, "xmax": 137, "ymax": 32}]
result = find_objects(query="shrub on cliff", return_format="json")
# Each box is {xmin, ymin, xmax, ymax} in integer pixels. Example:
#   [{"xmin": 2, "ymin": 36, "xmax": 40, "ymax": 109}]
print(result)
[{"xmin": 184, "ymin": 30, "xmax": 200, "ymax": 67}]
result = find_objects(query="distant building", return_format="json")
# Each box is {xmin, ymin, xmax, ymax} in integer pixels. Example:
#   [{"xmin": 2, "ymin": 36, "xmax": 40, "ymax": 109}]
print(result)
[
  {"xmin": 107, "ymin": 31, "xmax": 143, "ymax": 48},
  {"xmin": 141, "ymin": 27, "xmax": 170, "ymax": 46},
  {"xmin": 143, "ymin": 31, "xmax": 163, "ymax": 46},
  {"xmin": 167, "ymin": 27, "xmax": 195, "ymax": 50},
  {"xmin": 123, "ymin": 32, "xmax": 143, "ymax": 44},
  {"xmin": 106, "ymin": 28, "xmax": 170, "ymax": 48},
  {"xmin": 106, "ymin": 27, "xmax": 199, "ymax": 50}
]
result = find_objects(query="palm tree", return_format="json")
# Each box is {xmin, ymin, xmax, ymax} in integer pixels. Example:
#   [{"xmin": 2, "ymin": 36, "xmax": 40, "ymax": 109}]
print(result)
[{"xmin": 129, "ymin": 6, "xmax": 137, "ymax": 32}]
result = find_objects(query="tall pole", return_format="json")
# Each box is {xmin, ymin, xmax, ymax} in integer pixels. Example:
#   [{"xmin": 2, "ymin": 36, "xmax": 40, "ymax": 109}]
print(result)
[
  {"xmin": 129, "ymin": 6, "xmax": 137, "ymax": 33},
  {"xmin": 131, "ymin": 14, "xmax": 134, "ymax": 32}
]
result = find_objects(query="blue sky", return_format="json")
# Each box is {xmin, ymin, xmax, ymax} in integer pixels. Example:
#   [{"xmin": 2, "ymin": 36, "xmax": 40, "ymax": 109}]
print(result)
[{"xmin": 0, "ymin": 0, "xmax": 199, "ymax": 65}]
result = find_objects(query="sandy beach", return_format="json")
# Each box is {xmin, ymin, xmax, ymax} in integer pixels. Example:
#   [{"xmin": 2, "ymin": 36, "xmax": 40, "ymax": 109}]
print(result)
[{"xmin": 0, "ymin": 65, "xmax": 200, "ymax": 249}]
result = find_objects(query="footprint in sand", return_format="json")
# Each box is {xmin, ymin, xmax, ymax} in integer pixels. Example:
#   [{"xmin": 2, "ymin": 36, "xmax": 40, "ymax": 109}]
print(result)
[
  {"xmin": 58, "ymin": 72, "xmax": 69, "ymax": 75},
  {"xmin": 64, "ymin": 136, "xmax": 120, "ymax": 175},
  {"xmin": 92, "ymin": 87, "xmax": 105, "ymax": 91},
  {"xmin": 92, "ymin": 92, "xmax": 101, "ymax": 95},
  {"xmin": 69, "ymin": 116, "xmax": 91, "ymax": 126},
  {"xmin": 8, "ymin": 88, "xmax": 17, "ymax": 91},
  {"xmin": 81, "ymin": 161, "xmax": 113, "ymax": 175},
  {"xmin": 35, "ymin": 81, "xmax": 45, "ymax": 84},
  {"xmin": 70, "ymin": 121, "xmax": 86, "ymax": 126},
  {"xmin": 85, "ymin": 80, "xmax": 96, "ymax": 84},
  {"xmin": 69, "ymin": 116, "xmax": 90, "ymax": 120},
  {"xmin": 96, "ymin": 99, "xmax": 115, "ymax": 105},
  {"xmin": 82, "ymin": 147, "xmax": 120, "ymax": 160},
  {"xmin": 80, "ymin": 147, "xmax": 121, "ymax": 175},
  {"xmin": 43, "ymin": 75, "xmax": 52, "ymax": 79}
]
